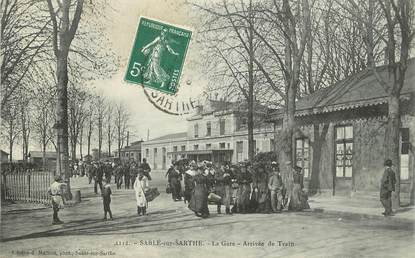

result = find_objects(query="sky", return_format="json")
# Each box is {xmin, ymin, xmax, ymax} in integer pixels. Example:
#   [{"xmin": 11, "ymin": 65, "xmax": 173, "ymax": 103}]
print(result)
[
  {"xmin": 2, "ymin": 0, "xmax": 210, "ymax": 159},
  {"xmin": 94, "ymin": 0, "xmax": 207, "ymax": 142}
]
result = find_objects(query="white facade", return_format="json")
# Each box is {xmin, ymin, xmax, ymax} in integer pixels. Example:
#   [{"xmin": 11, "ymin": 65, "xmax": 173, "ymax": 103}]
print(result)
[{"xmin": 142, "ymin": 101, "xmax": 275, "ymax": 171}]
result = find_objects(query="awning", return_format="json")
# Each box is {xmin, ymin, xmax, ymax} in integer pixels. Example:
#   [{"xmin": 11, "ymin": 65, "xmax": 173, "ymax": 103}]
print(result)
[{"xmin": 167, "ymin": 149, "xmax": 233, "ymax": 155}]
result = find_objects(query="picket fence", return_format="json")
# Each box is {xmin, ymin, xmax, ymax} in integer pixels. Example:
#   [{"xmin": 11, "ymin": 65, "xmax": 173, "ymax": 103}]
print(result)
[{"xmin": 2, "ymin": 170, "xmax": 53, "ymax": 204}]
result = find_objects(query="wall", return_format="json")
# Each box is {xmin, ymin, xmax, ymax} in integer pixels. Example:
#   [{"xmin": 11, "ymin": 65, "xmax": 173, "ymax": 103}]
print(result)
[
  {"xmin": 276, "ymin": 111, "xmax": 414, "ymax": 202},
  {"xmin": 141, "ymin": 130, "xmax": 274, "ymax": 171}
]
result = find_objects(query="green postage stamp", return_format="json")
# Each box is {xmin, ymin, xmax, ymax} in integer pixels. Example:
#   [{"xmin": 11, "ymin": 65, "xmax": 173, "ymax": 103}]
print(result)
[{"xmin": 125, "ymin": 17, "xmax": 192, "ymax": 95}]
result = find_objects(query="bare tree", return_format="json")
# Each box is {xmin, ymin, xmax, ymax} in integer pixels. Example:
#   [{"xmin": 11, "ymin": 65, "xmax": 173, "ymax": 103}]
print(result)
[
  {"xmin": 46, "ymin": 0, "xmax": 85, "ymax": 187},
  {"xmin": 114, "ymin": 102, "xmax": 130, "ymax": 159},
  {"xmin": 1, "ymin": 102, "xmax": 20, "ymax": 162},
  {"xmin": 339, "ymin": 0, "xmax": 415, "ymax": 206},
  {"xmin": 194, "ymin": 0, "xmax": 280, "ymax": 161},
  {"xmin": 85, "ymin": 100, "xmax": 95, "ymax": 158},
  {"xmin": 105, "ymin": 104, "xmax": 115, "ymax": 157},
  {"xmin": 95, "ymin": 94, "xmax": 106, "ymax": 160},
  {"xmin": 68, "ymin": 84, "xmax": 88, "ymax": 161},
  {"xmin": 20, "ymin": 97, "xmax": 31, "ymax": 163},
  {"xmin": 32, "ymin": 80, "xmax": 57, "ymax": 171},
  {"xmin": 1, "ymin": 0, "xmax": 51, "ymax": 108}
]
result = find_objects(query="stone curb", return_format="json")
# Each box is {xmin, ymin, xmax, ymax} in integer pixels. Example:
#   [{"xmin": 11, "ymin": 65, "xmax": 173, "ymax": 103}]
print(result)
[{"xmin": 310, "ymin": 208, "xmax": 415, "ymax": 223}]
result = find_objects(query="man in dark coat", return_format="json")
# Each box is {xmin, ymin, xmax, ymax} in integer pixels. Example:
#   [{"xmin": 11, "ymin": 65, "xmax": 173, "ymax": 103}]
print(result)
[
  {"xmin": 140, "ymin": 158, "xmax": 152, "ymax": 180},
  {"xmin": 114, "ymin": 164, "xmax": 124, "ymax": 189},
  {"xmin": 380, "ymin": 159, "xmax": 396, "ymax": 216},
  {"xmin": 124, "ymin": 164, "xmax": 131, "ymax": 189},
  {"xmin": 93, "ymin": 162, "xmax": 104, "ymax": 194},
  {"xmin": 130, "ymin": 161, "xmax": 138, "ymax": 188},
  {"xmin": 167, "ymin": 163, "xmax": 182, "ymax": 201}
]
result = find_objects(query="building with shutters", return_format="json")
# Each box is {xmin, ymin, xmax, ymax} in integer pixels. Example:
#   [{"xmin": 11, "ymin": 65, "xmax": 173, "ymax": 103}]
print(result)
[{"xmin": 141, "ymin": 100, "xmax": 275, "ymax": 171}]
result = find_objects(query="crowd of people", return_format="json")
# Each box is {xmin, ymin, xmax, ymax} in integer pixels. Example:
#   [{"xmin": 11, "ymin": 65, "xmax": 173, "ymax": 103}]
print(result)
[
  {"xmin": 45, "ymin": 156, "xmax": 401, "ymax": 224},
  {"xmin": 165, "ymin": 159, "xmax": 310, "ymax": 218},
  {"xmin": 69, "ymin": 158, "xmax": 152, "ymax": 192},
  {"xmin": 48, "ymin": 158, "xmax": 154, "ymax": 224}
]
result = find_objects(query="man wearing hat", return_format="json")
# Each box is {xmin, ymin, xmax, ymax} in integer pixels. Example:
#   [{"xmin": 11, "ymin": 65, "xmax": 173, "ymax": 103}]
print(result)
[
  {"xmin": 268, "ymin": 162, "xmax": 284, "ymax": 213},
  {"xmin": 380, "ymin": 159, "xmax": 396, "ymax": 216},
  {"xmin": 48, "ymin": 175, "xmax": 66, "ymax": 225},
  {"xmin": 94, "ymin": 162, "xmax": 104, "ymax": 194},
  {"xmin": 167, "ymin": 162, "xmax": 182, "ymax": 201},
  {"xmin": 140, "ymin": 158, "xmax": 152, "ymax": 181}
]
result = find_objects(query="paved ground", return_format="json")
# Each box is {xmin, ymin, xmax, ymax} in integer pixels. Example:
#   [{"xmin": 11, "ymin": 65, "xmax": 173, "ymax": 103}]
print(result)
[{"xmin": 1, "ymin": 176, "xmax": 414, "ymax": 258}]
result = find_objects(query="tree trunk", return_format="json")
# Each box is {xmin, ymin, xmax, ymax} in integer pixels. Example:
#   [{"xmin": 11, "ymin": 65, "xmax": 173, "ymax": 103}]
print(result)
[
  {"xmin": 118, "ymin": 129, "xmax": 121, "ymax": 159},
  {"xmin": 385, "ymin": 95, "xmax": 401, "ymax": 208},
  {"xmin": 8, "ymin": 137, "xmax": 13, "ymax": 163},
  {"xmin": 87, "ymin": 120, "xmax": 92, "ymax": 156},
  {"xmin": 42, "ymin": 143, "xmax": 47, "ymax": 171},
  {"xmin": 281, "ymin": 84, "xmax": 296, "ymax": 206},
  {"xmin": 79, "ymin": 128, "xmax": 83, "ymax": 160},
  {"xmin": 309, "ymin": 123, "xmax": 330, "ymax": 195},
  {"xmin": 55, "ymin": 52, "xmax": 71, "ymax": 196},
  {"xmin": 108, "ymin": 130, "xmax": 111, "ymax": 157},
  {"xmin": 247, "ymin": 1, "xmax": 255, "ymax": 162},
  {"xmin": 71, "ymin": 140, "xmax": 77, "ymax": 162},
  {"xmin": 98, "ymin": 118, "xmax": 102, "ymax": 160}
]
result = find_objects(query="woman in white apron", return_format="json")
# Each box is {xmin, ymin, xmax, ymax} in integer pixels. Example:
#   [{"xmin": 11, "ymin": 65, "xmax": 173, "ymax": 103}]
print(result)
[{"xmin": 134, "ymin": 169, "xmax": 149, "ymax": 216}]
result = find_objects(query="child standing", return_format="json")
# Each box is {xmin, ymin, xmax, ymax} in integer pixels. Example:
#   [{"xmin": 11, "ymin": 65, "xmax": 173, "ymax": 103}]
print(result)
[{"xmin": 102, "ymin": 179, "xmax": 113, "ymax": 220}]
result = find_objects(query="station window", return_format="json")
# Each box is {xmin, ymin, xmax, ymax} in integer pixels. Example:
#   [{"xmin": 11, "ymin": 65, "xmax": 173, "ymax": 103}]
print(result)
[
  {"xmin": 295, "ymin": 138, "xmax": 310, "ymax": 178},
  {"xmin": 335, "ymin": 125, "xmax": 353, "ymax": 178}
]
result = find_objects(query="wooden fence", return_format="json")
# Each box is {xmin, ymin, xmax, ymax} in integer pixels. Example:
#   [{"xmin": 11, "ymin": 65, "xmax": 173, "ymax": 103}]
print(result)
[{"xmin": 1, "ymin": 171, "xmax": 53, "ymax": 204}]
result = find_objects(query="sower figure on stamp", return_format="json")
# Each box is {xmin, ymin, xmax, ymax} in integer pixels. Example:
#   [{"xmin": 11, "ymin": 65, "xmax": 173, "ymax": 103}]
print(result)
[
  {"xmin": 141, "ymin": 28, "xmax": 179, "ymax": 89},
  {"xmin": 102, "ymin": 179, "xmax": 113, "ymax": 220},
  {"xmin": 48, "ymin": 175, "xmax": 66, "ymax": 225},
  {"xmin": 380, "ymin": 159, "xmax": 396, "ymax": 216},
  {"xmin": 268, "ymin": 162, "xmax": 284, "ymax": 213}
]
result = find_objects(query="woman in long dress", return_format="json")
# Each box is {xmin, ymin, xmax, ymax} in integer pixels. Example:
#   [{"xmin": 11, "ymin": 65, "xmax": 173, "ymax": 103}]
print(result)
[
  {"xmin": 236, "ymin": 163, "xmax": 252, "ymax": 214},
  {"xmin": 168, "ymin": 163, "xmax": 182, "ymax": 201},
  {"xmin": 188, "ymin": 167, "xmax": 209, "ymax": 218},
  {"xmin": 134, "ymin": 169, "xmax": 149, "ymax": 216},
  {"xmin": 183, "ymin": 162, "xmax": 197, "ymax": 204},
  {"xmin": 141, "ymin": 29, "xmax": 179, "ymax": 88},
  {"xmin": 288, "ymin": 166, "xmax": 310, "ymax": 211}
]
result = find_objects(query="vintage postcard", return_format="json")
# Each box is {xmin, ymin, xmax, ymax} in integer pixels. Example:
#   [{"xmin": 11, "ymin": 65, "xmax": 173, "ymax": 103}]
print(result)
[{"xmin": 1, "ymin": 0, "xmax": 414, "ymax": 258}]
